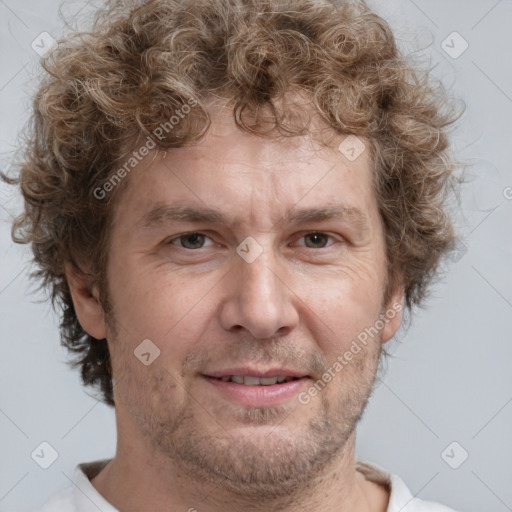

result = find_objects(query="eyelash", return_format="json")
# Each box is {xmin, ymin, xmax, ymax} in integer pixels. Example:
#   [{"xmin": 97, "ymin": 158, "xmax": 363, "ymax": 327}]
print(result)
[{"xmin": 166, "ymin": 232, "xmax": 339, "ymax": 250}]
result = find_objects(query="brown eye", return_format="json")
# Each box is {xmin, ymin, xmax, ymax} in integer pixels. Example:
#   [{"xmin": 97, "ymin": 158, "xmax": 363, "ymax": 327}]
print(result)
[
  {"xmin": 170, "ymin": 232, "xmax": 209, "ymax": 249},
  {"xmin": 303, "ymin": 233, "xmax": 332, "ymax": 248}
]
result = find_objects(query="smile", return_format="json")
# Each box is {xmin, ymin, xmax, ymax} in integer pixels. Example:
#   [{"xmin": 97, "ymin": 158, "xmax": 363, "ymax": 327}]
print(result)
[
  {"xmin": 212, "ymin": 375, "xmax": 300, "ymax": 386},
  {"xmin": 202, "ymin": 372, "xmax": 310, "ymax": 406}
]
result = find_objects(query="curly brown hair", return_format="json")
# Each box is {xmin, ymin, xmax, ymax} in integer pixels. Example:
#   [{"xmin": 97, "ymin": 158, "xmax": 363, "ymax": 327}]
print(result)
[{"xmin": 3, "ymin": 0, "xmax": 461, "ymax": 406}]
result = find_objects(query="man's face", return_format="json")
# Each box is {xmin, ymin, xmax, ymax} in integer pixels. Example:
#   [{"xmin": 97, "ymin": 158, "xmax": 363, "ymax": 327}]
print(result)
[{"xmin": 101, "ymin": 106, "xmax": 402, "ymax": 497}]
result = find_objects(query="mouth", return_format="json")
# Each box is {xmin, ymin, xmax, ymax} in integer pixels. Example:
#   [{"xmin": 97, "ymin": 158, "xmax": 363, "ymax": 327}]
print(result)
[
  {"xmin": 201, "ymin": 369, "xmax": 311, "ymax": 406},
  {"xmin": 209, "ymin": 375, "xmax": 301, "ymax": 386}
]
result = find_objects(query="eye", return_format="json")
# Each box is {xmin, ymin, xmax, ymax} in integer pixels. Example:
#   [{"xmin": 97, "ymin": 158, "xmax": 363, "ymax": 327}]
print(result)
[
  {"xmin": 295, "ymin": 232, "xmax": 337, "ymax": 249},
  {"xmin": 168, "ymin": 232, "xmax": 214, "ymax": 249}
]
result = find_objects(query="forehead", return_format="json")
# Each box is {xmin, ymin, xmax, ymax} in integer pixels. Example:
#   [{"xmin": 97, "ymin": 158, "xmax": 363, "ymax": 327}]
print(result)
[{"xmin": 111, "ymin": 104, "xmax": 378, "ymax": 233}]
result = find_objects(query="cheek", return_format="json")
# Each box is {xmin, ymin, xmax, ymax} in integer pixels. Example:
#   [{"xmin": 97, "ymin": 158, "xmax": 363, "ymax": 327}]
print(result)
[
  {"xmin": 107, "ymin": 260, "xmax": 219, "ymax": 358},
  {"xmin": 294, "ymin": 256, "xmax": 385, "ymax": 358},
  {"xmin": 111, "ymin": 265, "xmax": 202, "ymax": 336}
]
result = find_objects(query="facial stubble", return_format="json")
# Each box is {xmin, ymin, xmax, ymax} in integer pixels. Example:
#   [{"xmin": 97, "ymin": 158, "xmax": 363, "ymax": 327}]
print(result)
[{"xmin": 111, "ymin": 331, "xmax": 383, "ymax": 506}]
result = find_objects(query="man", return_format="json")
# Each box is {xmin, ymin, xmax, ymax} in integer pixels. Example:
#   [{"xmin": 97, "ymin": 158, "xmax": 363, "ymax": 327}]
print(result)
[{"xmin": 6, "ymin": 0, "xmax": 460, "ymax": 510}]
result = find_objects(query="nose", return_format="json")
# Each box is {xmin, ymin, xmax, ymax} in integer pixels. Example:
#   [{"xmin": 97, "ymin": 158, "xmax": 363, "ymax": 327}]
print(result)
[{"xmin": 219, "ymin": 247, "xmax": 299, "ymax": 339}]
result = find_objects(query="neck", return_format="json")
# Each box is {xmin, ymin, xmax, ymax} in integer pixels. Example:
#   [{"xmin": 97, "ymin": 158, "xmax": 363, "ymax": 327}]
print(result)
[{"xmin": 91, "ymin": 430, "xmax": 388, "ymax": 512}]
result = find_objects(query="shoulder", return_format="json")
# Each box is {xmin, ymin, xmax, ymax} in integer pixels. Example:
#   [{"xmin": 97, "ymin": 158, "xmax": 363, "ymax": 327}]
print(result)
[
  {"xmin": 31, "ymin": 487, "xmax": 75, "ymax": 512},
  {"xmin": 31, "ymin": 459, "xmax": 116, "ymax": 512},
  {"xmin": 356, "ymin": 459, "xmax": 461, "ymax": 512}
]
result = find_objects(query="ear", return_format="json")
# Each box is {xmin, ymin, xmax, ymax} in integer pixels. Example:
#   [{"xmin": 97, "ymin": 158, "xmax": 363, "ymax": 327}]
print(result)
[
  {"xmin": 380, "ymin": 284, "xmax": 404, "ymax": 343},
  {"xmin": 64, "ymin": 261, "xmax": 107, "ymax": 340}
]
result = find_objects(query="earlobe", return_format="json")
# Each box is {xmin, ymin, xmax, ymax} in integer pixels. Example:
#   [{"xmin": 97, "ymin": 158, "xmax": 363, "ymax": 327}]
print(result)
[
  {"xmin": 380, "ymin": 286, "xmax": 404, "ymax": 343},
  {"xmin": 64, "ymin": 262, "xmax": 107, "ymax": 340}
]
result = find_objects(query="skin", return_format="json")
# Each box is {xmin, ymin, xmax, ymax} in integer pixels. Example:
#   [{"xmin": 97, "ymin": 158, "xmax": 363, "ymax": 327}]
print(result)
[{"xmin": 66, "ymin": 103, "xmax": 403, "ymax": 512}]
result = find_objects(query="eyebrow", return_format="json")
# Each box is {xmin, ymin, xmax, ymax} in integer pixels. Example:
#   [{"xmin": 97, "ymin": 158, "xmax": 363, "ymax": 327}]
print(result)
[{"xmin": 137, "ymin": 203, "xmax": 370, "ymax": 233}]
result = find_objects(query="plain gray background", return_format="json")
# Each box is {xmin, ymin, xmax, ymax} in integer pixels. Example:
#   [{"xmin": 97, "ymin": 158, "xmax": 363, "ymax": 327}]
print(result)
[{"xmin": 1, "ymin": 1, "xmax": 511, "ymax": 511}]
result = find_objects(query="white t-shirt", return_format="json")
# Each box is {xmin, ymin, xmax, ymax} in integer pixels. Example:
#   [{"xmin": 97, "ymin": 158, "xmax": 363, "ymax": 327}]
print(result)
[{"xmin": 34, "ymin": 458, "xmax": 459, "ymax": 512}]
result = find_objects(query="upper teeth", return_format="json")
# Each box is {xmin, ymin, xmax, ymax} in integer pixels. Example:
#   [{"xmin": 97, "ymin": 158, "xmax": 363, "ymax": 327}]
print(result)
[{"xmin": 219, "ymin": 376, "xmax": 297, "ymax": 385}]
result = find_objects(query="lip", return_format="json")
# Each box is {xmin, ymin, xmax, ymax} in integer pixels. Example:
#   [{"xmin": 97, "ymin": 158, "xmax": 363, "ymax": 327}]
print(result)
[
  {"xmin": 202, "ymin": 372, "xmax": 311, "ymax": 407},
  {"xmin": 204, "ymin": 367, "xmax": 309, "ymax": 379}
]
